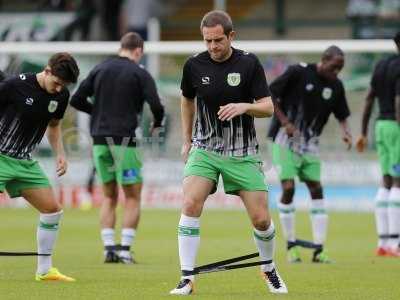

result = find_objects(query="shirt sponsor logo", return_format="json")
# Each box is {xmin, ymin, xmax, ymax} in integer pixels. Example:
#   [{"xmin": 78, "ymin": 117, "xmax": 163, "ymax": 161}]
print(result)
[
  {"xmin": 48, "ymin": 100, "xmax": 58, "ymax": 113},
  {"xmin": 201, "ymin": 76, "xmax": 210, "ymax": 85},
  {"xmin": 19, "ymin": 74, "xmax": 26, "ymax": 80},
  {"xmin": 305, "ymin": 83, "xmax": 314, "ymax": 91},
  {"xmin": 322, "ymin": 87, "xmax": 332, "ymax": 100},
  {"xmin": 25, "ymin": 97, "xmax": 34, "ymax": 105},
  {"xmin": 227, "ymin": 73, "xmax": 241, "ymax": 87}
]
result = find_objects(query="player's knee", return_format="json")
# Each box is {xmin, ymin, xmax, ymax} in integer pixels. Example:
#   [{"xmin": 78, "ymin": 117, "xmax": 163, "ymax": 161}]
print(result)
[
  {"xmin": 182, "ymin": 197, "xmax": 203, "ymax": 217},
  {"xmin": 251, "ymin": 213, "xmax": 270, "ymax": 231},
  {"xmin": 125, "ymin": 195, "xmax": 140, "ymax": 203},
  {"xmin": 383, "ymin": 175, "xmax": 394, "ymax": 189},
  {"xmin": 309, "ymin": 185, "xmax": 323, "ymax": 198},
  {"xmin": 40, "ymin": 202, "xmax": 62, "ymax": 214},
  {"xmin": 281, "ymin": 186, "xmax": 295, "ymax": 204},
  {"xmin": 253, "ymin": 217, "xmax": 269, "ymax": 231}
]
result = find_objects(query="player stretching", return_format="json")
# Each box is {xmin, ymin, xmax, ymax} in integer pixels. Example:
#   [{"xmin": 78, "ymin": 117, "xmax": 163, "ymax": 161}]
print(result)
[
  {"xmin": 356, "ymin": 31, "xmax": 400, "ymax": 257},
  {"xmin": 71, "ymin": 32, "xmax": 164, "ymax": 264},
  {"xmin": 0, "ymin": 53, "xmax": 79, "ymax": 281},
  {"xmin": 170, "ymin": 10, "xmax": 287, "ymax": 295},
  {"xmin": 268, "ymin": 46, "xmax": 352, "ymax": 263}
]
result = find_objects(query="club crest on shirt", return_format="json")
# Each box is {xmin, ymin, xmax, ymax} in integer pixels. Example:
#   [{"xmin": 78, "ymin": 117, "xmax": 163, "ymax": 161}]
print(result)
[
  {"xmin": 227, "ymin": 73, "xmax": 241, "ymax": 87},
  {"xmin": 322, "ymin": 87, "xmax": 332, "ymax": 100},
  {"xmin": 48, "ymin": 100, "xmax": 58, "ymax": 113}
]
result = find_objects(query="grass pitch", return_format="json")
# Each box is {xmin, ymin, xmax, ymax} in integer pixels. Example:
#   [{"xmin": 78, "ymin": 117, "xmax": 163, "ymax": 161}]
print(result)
[{"xmin": 0, "ymin": 208, "xmax": 399, "ymax": 300}]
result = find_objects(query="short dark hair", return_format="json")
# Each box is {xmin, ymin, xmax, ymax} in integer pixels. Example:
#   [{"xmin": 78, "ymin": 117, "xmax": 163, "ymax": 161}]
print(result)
[
  {"xmin": 120, "ymin": 32, "xmax": 144, "ymax": 50},
  {"xmin": 200, "ymin": 10, "xmax": 233, "ymax": 36},
  {"xmin": 48, "ymin": 52, "xmax": 79, "ymax": 83},
  {"xmin": 321, "ymin": 45, "xmax": 344, "ymax": 61}
]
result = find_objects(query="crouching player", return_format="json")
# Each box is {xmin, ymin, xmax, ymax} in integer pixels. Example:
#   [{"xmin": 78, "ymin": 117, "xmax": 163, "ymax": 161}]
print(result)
[{"xmin": 0, "ymin": 53, "xmax": 79, "ymax": 281}]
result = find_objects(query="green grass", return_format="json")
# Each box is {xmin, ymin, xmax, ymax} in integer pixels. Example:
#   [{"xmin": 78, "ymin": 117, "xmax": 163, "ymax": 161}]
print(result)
[{"xmin": 0, "ymin": 209, "xmax": 399, "ymax": 300}]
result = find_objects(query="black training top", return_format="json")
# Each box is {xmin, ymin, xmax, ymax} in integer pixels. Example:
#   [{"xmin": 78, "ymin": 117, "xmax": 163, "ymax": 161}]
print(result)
[
  {"xmin": 70, "ymin": 56, "xmax": 165, "ymax": 145},
  {"xmin": 0, "ymin": 73, "xmax": 69, "ymax": 159},
  {"xmin": 181, "ymin": 48, "xmax": 270, "ymax": 156},
  {"xmin": 371, "ymin": 55, "xmax": 400, "ymax": 120},
  {"xmin": 268, "ymin": 63, "xmax": 350, "ymax": 154}
]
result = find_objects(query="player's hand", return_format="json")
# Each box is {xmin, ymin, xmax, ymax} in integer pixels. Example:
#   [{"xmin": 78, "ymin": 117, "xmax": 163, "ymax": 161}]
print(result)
[
  {"xmin": 217, "ymin": 103, "xmax": 248, "ymax": 121},
  {"xmin": 56, "ymin": 155, "xmax": 68, "ymax": 176},
  {"xmin": 355, "ymin": 135, "xmax": 367, "ymax": 152},
  {"xmin": 342, "ymin": 132, "xmax": 353, "ymax": 150},
  {"xmin": 150, "ymin": 125, "xmax": 164, "ymax": 136},
  {"xmin": 285, "ymin": 122, "xmax": 298, "ymax": 137},
  {"xmin": 181, "ymin": 141, "xmax": 192, "ymax": 163}
]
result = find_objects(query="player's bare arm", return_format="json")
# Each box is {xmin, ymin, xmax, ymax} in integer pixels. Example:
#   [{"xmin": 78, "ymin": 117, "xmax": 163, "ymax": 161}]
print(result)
[
  {"xmin": 339, "ymin": 119, "xmax": 352, "ymax": 150},
  {"xmin": 217, "ymin": 97, "xmax": 274, "ymax": 121},
  {"xmin": 181, "ymin": 95, "xmax": 195, "ymax": 162},
  {"xmin": 356, "ymin": 88, "xmax": 376, "ymax": 152},
  {"xmin": 47, "ymin": 119, "xmax": 67, "ymax": 176}
]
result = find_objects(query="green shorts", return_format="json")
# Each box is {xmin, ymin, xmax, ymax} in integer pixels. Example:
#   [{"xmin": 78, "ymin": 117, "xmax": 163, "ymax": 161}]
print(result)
[
  {"xmin": 375, "ymin": 120, "xmax": 400, "ymax": 177},
  {"xmin": 184, "ymin": 148, "xmax": 267, "ymax": 195},
  {"xmin": 93, "ymin": 145, "xmax": 143, "ymax": 185},
  {"xmin": 272, "ymin": 143, "xmax": 321, "ymax": 182},
  {"xmin": 0, "ymin": 153, "xmax": 50, "ymax": 198}
]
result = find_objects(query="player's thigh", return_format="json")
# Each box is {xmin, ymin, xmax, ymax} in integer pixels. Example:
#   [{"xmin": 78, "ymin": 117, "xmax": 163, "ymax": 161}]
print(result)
[
  {"xmin": 21, "ymin": 187, "xmax": 61, "ymax": 213},
  {"xmin": 114, "ymin": 146, "xmax": 143, "ymax": 185},
  {"xmin": 122, "ymin": 182, "xmax": 142, "ymax": 201},
  {"xmin": 299, "ymin": 154, "xmax": 321, "ymax": 182},
  {"xmin": 182, "ymin": 175, "xmax": 215, "ymax": 216},
  {"xmin": 5, "ymin": 158, "xmax": 51, "ymax": 199},
  {"xmin": 93, "ymin": 145, "xmax": 117, "ymax": 184},
  {"xmin": 183, "ymin": 175, "xmax": 215, "ymax": 202},
  {"xmin": 183, "ymin": 148, "xmax": 219, "ymax": 192},
  {"xmin": 102, "ymin": 180, "xmax": 119, "ymax": 200},
  {"xmin": 272, "ymin": 143, "xmax": 299, "ymax": 180},
  {"xmin": 221, "ymin": 154, "xmax": 267, "ymax": 195},
  {"xmin": 375, "ymin": 121, "xmax": 391, "ymax": 175},
  {"xmin": 239, "ymin": 190, "xmax": 271, "ymax": 227}
]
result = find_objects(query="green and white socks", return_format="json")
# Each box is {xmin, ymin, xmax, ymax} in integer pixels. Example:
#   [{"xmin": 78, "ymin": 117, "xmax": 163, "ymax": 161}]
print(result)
[
  {"xmin": 178, "ymin": 214, "xmax": 200, "ymax": 281},
  {"xmin": 278, "ymin": 203, "xmax": 296, "ymax": 243},
  {"xmin": 253, "ymin": 222, "xmax": 276, "ymax": 272},
  {"xmin": 121, "ymin": 228, "xmax": 136, "ymax": 257},
  {"xmin": 388, "ymin": 187, "xmax": 400, "ymax": 250},
  {"xmin": 37, "ymin": 210, "xmax": 63, "ymax": 275},
  {"xmin": 310, "ymin": 199, "xmax": 328, "ymax": 246},
  {"xmin": 375, "ymin": 187, "xmax": 390, "ymax": 248},
  {"xmin": 101, "ymin": 228, "xmax": 116, "ymax": 251},
  {"xmin": 101, "ymin": 228, "xmax": 136, "ymax": 254}
]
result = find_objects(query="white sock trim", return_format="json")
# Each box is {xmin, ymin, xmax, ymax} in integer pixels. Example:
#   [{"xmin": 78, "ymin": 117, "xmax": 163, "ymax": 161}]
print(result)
[
  {"xmin": 376, "ymin": 187, "xmax": 390, "ymax": 201},
  {"xmin": 179, "ymin": 214, "xmax": 200, "ymax": 227},
  {"xmin": 101, "ymin": 228, "xmax": 115, "ymax": 246}
]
